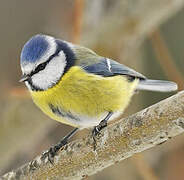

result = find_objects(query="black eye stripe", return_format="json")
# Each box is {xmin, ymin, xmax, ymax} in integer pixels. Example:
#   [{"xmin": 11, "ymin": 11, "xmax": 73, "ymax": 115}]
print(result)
[{"xmin": 30, "ymin": 60, "xmax": 49, "ymax": 77}]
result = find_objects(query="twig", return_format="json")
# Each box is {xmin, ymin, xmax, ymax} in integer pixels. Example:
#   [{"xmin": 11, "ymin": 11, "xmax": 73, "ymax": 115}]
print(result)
[{"xmin": 1, "ymin": 91, "xmax": 184, "ymax": 180}]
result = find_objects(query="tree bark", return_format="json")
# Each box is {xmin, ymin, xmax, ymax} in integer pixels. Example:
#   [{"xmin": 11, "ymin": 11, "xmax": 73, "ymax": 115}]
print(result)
[{"xmin": 1, "ymin": 91, "xmax": 184, "ymax": 180}]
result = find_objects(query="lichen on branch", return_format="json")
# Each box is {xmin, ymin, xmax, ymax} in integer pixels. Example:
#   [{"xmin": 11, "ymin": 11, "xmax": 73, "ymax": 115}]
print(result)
[{"xmin": 1, "ymin": 91, "xmax": 184, "ymax": 180}]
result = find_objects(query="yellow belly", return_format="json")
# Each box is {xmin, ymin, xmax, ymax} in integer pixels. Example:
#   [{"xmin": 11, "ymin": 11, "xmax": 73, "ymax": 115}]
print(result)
[{"xmin": 30, "ymin": 66, "xmax": 139, "ymax": 127}]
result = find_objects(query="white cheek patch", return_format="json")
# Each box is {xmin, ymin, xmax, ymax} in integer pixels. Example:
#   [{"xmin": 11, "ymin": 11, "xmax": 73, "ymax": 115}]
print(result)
[{"xmin": 31, "ymin": 51, "xmax": 66, "ymax": 90}]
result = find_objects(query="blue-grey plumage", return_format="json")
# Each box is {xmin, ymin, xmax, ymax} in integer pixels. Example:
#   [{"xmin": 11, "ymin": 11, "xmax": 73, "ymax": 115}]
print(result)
[
  {"xmin": 82, "ymin": 58, "xmax": 177, "ymax": 92},
  {"xmin": 83, "ymin": 58, "xmax": 146, "ymax": 79},
  {"xmin": 137, "ymin": 79, "xmax": 178, "ymax": 92}
]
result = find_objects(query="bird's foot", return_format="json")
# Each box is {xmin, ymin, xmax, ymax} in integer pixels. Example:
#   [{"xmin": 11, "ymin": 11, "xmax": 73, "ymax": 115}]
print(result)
[
  {"xmin": 92, "ymin": 120, "xmax": 107, "ymax": 150},
  {"xmin": 41, "ymin": 128, "xmax": 78, "ymax": 164},
  {"xmin": 42, "ymin": 140, "xmax": 67, "ymax": 164}
]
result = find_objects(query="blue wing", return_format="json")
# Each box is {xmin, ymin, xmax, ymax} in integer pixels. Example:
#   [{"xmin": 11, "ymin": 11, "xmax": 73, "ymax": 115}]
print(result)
[
  {"xmin": 80, "ymin": 58, "xmax": 177, "ymax": 92},
  {"xmin": 82, "ymin": 58, "xmax": 146, "ymax": 80},
  {"xmin": 80, "ymin": 57, "xmax": 177, "ymax": 92}
]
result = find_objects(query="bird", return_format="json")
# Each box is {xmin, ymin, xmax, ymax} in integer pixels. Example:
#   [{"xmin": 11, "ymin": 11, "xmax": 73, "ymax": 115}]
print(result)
[{"xmin": 20, "ymin": 34, "xmax": 177, "ymax": 161}]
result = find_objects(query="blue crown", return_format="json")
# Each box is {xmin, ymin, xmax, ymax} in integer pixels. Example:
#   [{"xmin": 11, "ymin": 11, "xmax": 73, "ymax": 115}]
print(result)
[{"xmin": 21, "ymin": 35, "xmax": 49, "ymax": 63}]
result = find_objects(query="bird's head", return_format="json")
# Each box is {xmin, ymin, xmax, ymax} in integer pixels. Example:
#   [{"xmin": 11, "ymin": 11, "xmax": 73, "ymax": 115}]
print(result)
[{"xmin": 20, "ymin": 34, "xmax": 75, "ymax": 91}]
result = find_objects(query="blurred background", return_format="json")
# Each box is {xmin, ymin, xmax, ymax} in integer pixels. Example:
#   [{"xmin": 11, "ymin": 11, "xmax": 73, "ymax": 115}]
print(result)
[{"xmin": 0, "ymin": 0, "xmax": 184, "ymax": 179}]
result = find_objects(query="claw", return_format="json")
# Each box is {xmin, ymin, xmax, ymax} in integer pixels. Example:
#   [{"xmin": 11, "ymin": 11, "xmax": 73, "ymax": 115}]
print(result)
[
  {"xmin": 92, "ymin": 127, "xmax": 100, "ymax": 150},
  {"xmin": 42, "ymin": 146, "xmax": 57, "ymax": 164},
  {"xmin": 42, "ymin": 141, "xmax": 67, "ymax": 164},
  {"xmin": 41, "ymin": 128, "xmax": 79, "ymax": 164},
  {"xmin": 92, "ymin": 126, "xmax": 101, "ymax": 136},
  {"xmin": 92, "ymin": 120, "xmax": 108, "ymax": 150}
]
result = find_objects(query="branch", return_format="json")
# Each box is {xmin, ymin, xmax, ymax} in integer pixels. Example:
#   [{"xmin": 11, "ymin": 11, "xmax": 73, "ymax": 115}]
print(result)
[{"xmin": 1, "ymin": 91, "xmax": 184, "ymax": 180}]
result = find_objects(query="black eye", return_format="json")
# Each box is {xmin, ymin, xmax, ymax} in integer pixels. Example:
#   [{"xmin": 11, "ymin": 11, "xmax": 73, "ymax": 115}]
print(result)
[{"xmin": 36, "ymin": 62, "xmax": 47, "ymax": 72}]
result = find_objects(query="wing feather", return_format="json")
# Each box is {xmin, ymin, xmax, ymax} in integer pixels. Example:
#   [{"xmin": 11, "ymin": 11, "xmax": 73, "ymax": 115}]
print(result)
[
  {"xmin": 80, "ymin": 57, "xmax": 177, "ymax": 92},
  {"xmin": 83, "ymin": 58, "xmax": 146, "ymax": 80}
]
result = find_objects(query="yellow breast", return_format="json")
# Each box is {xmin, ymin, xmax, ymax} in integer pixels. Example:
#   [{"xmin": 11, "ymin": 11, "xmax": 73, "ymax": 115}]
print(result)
[{"xmin": 30, "ymin": 66, "xmax": 139, "ymax": 127}]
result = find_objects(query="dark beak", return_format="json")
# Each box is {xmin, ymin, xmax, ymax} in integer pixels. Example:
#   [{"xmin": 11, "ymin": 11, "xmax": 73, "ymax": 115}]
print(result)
[{"xmin": 19, "ymin": 74, "xmax": 29, "ymax": 82}]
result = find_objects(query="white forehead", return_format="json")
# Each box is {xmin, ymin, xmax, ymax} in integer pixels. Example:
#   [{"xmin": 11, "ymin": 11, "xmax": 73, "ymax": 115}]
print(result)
[{"xmin": 21, "ymin": 35, "xmax": 57, "ymax": 75}]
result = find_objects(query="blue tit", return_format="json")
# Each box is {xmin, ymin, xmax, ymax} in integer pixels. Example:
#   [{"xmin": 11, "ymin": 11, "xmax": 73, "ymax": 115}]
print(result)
[{"xmin": 20, "ymin": 34, "xmax": 177, "ymax": 156}]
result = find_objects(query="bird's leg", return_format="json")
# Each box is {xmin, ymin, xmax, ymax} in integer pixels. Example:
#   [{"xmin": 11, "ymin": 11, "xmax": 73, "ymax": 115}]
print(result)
[
  {"xmin": 92, "ymin": 112, "xmax": 113, "ymax": 150},
  {"xmin": 43, "ymin": 127, "xmax": 78, "ymax": 164}
]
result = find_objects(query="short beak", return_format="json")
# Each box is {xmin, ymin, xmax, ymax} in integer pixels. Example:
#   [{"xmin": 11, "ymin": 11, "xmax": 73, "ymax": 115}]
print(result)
[{"xmin": 19, "ymin": 74, "xmax": 29, "ymax": 82}]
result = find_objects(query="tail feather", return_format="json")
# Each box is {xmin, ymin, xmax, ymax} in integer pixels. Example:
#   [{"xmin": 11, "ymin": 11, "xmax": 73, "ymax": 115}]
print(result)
[{"xmin": 137, "ymin": 79, "xmax": 178, "ymax": 92}]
